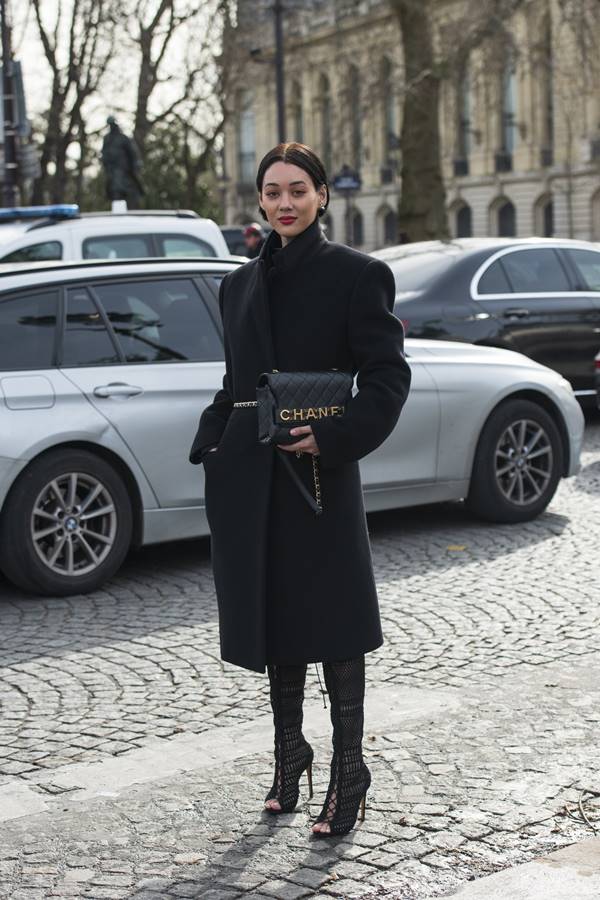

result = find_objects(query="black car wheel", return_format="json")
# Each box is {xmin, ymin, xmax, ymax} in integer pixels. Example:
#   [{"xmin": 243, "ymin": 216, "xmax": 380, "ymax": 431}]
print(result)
[
  {"xmin": 467, "ymin": 399, "xmax": 563, "ymax": 523},
  {"xmin": 0, "ymin": 449, "xmax": 132, "ymax": 596}
]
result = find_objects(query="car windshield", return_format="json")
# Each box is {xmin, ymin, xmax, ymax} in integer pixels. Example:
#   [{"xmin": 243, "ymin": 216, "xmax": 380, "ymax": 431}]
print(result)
[{"xmin": 384, "ymin": 250, "xmax": 460, "ymax": 291}]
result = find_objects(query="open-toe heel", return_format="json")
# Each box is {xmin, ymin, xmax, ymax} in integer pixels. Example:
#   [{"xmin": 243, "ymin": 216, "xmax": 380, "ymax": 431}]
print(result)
[{"xmin": 264, "ymin": 662, "xmax": 311, "ymax": 814}]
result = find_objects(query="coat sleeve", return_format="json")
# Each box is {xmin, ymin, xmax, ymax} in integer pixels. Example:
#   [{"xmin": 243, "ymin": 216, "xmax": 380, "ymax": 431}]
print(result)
[
  {"xmin": 189, "ymin": 275, "xmax": 234, "ymax": 464},
  {"xmin": 310, "ymin": 258, "xmax": 411, "ymax": 469}
]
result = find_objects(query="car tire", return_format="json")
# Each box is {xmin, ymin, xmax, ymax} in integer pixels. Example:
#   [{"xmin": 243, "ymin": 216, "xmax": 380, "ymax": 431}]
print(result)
[
  {"xmin": 466, "ymin": 398, "xmax": 563, "ymax": 524},
  {"xmin": 0, "ymin": 449, "xmax": 133, "ymax": 596}
]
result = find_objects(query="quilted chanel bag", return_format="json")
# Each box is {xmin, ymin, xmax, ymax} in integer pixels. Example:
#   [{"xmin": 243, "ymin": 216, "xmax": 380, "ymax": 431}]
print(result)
[{"xmin": 255, "ymin": 369, "xmax": 353, "ymax": 515}]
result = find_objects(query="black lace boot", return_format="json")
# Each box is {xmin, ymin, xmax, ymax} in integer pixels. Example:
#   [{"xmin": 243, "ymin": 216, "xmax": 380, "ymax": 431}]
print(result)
[
  {"xmin": 311, "ymin": 655, "xmax": 371, "ymax": 836},
  {"xmin": 264, "ymin": 662, "xmax": 313, "ymax": 813}
]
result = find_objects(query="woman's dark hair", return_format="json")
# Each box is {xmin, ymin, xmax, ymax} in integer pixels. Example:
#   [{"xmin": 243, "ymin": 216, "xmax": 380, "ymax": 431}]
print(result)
[{"xmin": 255, "ymin": 142, "xmax": 330, "ymax": 222}]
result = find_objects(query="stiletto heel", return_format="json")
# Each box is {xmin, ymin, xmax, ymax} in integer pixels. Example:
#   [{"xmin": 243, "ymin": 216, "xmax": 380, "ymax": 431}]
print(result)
[
  {"xmin": 311, "ymin": 656, "xmax": 370, "ymax": 837},
  {"xmin": 264, "ymin": 741, "xmax": 313, "ymax": 813},
  {"xmin": 306, "ymin": 759, "xmax": 313, "ymax": 799}
]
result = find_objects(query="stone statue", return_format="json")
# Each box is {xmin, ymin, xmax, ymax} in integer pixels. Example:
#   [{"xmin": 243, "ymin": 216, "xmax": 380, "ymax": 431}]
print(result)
[{"xmin": 101, "ymin": 116, "xmax": 144, "ymax": 208}]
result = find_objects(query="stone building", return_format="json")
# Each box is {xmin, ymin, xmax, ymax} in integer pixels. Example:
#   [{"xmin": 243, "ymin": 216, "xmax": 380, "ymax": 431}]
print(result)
[{"xmin": 220, "ymin": 0, "xmax": 600, "ymax": 251}]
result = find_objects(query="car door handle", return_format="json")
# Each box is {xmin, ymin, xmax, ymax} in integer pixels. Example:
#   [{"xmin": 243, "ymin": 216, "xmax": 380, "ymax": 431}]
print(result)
[
  {"xmin": 503, "ymin": 307, "xmax": 530, "ymax": 319},
  {"xmin": 93, "ymin": 382, "xmax": 144, "ymax": 398}
]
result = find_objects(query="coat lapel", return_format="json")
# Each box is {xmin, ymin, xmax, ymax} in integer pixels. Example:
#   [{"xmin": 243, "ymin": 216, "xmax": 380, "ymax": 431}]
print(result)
[
  {"xmin": 246, "ymin": 216, "xmax": 328, "ymax": 371},
  {"xmin": 245, "ymin": 257, "xmax": 275, "ymax": 371}
]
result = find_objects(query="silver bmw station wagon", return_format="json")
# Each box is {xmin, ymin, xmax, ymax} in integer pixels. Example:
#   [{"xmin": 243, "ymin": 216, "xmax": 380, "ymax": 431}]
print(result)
[{"xmin": 0, "ymin": 257, "xmax": 584, "ymax": 597}]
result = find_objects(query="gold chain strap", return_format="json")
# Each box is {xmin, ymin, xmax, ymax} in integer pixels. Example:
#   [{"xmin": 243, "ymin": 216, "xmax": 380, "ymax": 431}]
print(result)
[
  {"xmin": 233, "ymin": 401, "xmax": 323, "ymax": 514},
  {"xmin": 295, "ymin": 451, "xmax": 323, "ymax": 514},
  {"xmin": 312, "ymin": 455, "xmax": 322, "ymax": 513}
]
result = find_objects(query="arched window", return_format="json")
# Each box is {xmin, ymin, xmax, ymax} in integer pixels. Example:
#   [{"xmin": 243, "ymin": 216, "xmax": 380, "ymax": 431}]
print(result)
[
  {"xmin": 348, "ymin": 65, "xmax": 362, "ymax": 172},
  {"xmin": 496, "ymin": 199, "xmax": 516, "ymax": 237},
  {"xmin": 238, "ymin": 89, "xmax": 255, "ymax": 185},
  {"xmin": 455, "ymin": 63, "xmax": 471, "ymax": 174},
  {"xmin": 351, "ymin": 207, "xmax": 363, "ymax": 246},
  {"xmin": 376, "ymin": 205, "xmax": 397, "ymax": 246},
  {"xmin": 318, "ymin": 74, "xmax": 332, "ymax": 174},
  {"xmin": 289, "ymin": 80, "xmax": 303, "ymax": 143},
  {"xmin": 381, "ymin": 57, "xmax": 399, "ymax": 179},
  {"xmin": 456, "ymin": 203, "xmax": 472, "ymax": 237},
  {"xmin": 384, "ymin": 208, "xmax": 398, "ymax": 244},
  {"xmin": 534, "ymin": 194, "xmax": 554, "ymax": 237}
]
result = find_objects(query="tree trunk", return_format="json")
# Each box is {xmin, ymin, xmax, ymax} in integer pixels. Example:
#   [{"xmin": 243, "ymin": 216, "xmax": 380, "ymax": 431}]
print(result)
[{"xmin": 391, "ymin": 0, "xmax": 449, "ymax": 241}]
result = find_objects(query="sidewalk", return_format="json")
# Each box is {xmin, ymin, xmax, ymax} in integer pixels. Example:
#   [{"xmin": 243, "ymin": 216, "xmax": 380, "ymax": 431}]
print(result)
[
  {"xmin": 1, "ymin": 658, "xmax": 599, "ymax": 900},
  {"xmin": 443, "ymin": 838, "xmax": 600, "ymax": 899}
]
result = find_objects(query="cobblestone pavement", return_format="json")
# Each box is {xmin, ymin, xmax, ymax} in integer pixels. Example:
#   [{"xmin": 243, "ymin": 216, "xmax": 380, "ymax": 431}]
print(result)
[{"xmin": 0, "ymin": 417, "xmax": 599, "ymax": 899}]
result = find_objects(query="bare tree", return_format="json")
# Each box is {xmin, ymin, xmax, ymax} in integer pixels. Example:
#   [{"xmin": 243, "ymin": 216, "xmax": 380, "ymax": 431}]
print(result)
[
  {"xmin": 385, "ymin": 0, "xmax": 536, "ymax": 241},
  {"xmin": 29, "ymin": 0, "xmax": 120, "ymax": 203},
  {"xmin": 389, "ymin": 0, "xmax": 448, "ymax": 241}
]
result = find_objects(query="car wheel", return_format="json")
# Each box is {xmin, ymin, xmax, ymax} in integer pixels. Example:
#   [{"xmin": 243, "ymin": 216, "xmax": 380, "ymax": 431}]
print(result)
[
  {"xmin": 0, "ymin": 449, "xmax": 133, "ymax": 596},
  {"xmin": 466, "ymin": 399, "xmax": 563, "ymax": 524}
]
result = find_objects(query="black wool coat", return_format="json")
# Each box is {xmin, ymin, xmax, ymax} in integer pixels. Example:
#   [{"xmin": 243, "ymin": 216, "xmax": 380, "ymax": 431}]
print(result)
[{"xmin": 189, "ymin": 214, "xmax": 412, "ymax": 674}]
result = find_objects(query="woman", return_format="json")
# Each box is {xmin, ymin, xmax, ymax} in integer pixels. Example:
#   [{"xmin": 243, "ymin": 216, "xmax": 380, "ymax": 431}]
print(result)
[{"xmin": 189, "ymin": 142, "xmax": 411, "ymax": 836}]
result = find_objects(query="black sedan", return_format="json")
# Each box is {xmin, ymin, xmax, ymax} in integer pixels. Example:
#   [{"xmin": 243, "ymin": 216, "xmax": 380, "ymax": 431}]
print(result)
[{"xmin": 371, "ymin": 238, "xmax": 600, "ymax": 401}]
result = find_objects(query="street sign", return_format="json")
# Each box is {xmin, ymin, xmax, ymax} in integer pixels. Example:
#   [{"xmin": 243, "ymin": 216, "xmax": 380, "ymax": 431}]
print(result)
[{"xmin": 332, "ymin": 165, "xmax": 361, "ymax": 192}]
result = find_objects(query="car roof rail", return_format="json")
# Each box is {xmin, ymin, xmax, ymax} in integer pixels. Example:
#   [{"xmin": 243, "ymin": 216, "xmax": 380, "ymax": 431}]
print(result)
[
  {"xmin": 79, "ymin": 209, "xmax": 200, "ymax": 219},
  {"xmin": 0, "ymin": 256, "xmax": 243, "ymax": 280}
]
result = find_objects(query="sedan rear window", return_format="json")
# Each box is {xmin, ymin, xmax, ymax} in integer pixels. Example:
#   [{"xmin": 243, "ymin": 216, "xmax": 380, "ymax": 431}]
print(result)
[
  {"xmin": 478, "ymin": 260, "xmax": 512, "ymax": 294},
  {"xmin": 0, "ymin": 290, "xmax": 58, "ymax": 370},
  {"xmin": 565, "ymin": 248, "xmax": 600, "ymax": 291},
  {"xmin": 92, "ymin": 278, "xmax": 223, "ymax": 363},
  {"xmin": 383, "ymin": 251, "xmax": 459, "ymax": 291},
  {"xmin": 500, "ymin": 249, "xmax": 570, "ymax": 293}
]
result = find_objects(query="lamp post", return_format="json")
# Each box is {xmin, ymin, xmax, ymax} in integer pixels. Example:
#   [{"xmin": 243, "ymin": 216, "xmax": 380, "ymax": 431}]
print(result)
[
  {"xmin": 250, "ymin": 0, "xmax": 287, "ymax": 143},
  {"xmin": 0, "ymin": 0, "xmax": 17, "ymax": 206}
]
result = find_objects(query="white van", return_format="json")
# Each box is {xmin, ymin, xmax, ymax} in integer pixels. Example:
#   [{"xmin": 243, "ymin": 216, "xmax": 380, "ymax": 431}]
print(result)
[{"xmin": 0, "ymin": 206, "xmax": 234, "ymax": 262}]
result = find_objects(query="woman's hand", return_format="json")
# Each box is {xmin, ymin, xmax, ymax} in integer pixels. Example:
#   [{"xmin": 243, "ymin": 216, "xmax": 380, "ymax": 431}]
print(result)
[{"xmin": 277, "ymin": 425, "xmax": 320, "ymax": 456}]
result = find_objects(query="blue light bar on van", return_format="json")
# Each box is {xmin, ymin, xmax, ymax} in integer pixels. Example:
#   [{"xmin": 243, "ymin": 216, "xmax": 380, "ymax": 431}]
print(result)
[{"xmin": 0, "ymin": 204, "xmax": 80, "ymax": 220}]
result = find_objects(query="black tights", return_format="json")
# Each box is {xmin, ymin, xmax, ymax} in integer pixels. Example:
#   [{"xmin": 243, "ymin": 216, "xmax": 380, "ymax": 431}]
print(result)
[{"xmin": 266, "ymin": 656, "xmax": 366, "ymax": 821}]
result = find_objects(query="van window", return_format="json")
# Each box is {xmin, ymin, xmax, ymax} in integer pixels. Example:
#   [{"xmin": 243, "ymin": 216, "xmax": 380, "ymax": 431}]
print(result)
[
  {"xmin": 82, "ymin": 235, "xmax": 152, "ymax": 259},
  {"xmin": 93, "ymin": 278, "xmax": 223, "ymax": 363},
  {"xmin": 0, "ymin": 290, "xmax": 58, "ymax": 370},
  {"xmin": 0, "ymin": 241, "xmax": 62, "ymax": 263},
  {"xmin": 156, "ymin": 233, "xmax": 215, "ymax": 257}
]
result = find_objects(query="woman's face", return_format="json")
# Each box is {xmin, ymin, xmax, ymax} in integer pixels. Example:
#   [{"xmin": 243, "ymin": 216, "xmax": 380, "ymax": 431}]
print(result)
[{"xmin": 259, "ymin": 161, "xmax": 327, "ymax": 244}]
